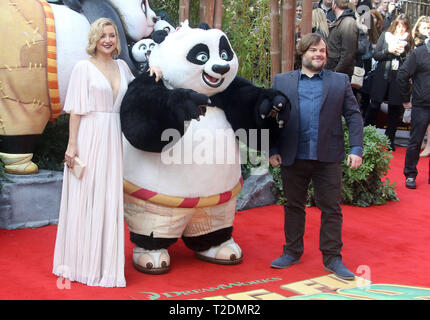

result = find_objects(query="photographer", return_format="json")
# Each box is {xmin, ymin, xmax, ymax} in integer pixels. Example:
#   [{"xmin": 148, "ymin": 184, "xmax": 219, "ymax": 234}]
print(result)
[
  {"xmin": 397, "ymin": 17, "xmax": 430, "ymax": 189},
  {"xmin": 382, "ymin": 0, "xmax": 404, "ymax": 31}
]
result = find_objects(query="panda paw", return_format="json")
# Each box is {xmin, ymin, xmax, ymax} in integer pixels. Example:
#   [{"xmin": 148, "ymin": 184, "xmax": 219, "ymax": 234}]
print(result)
[
  {"xmin": 170, "ymin": 89, "xmax": 211, "ymax": 122},
  {"xmin": 258, "ymin": 94, "xmax": 290, "ymax": 128}
]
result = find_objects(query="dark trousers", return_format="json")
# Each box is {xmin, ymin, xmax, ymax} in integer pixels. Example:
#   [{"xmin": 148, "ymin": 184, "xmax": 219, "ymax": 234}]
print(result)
[
  {"xmin": 280, "ymin": 160, "xmax": 343, "ymax": 266},
  {"xmin": 364, "ymin": 101, "xmax": 402, "ymax": 150},
  {"xmin": 404, "ymin": 106, "xmax": 430, "ymax": 180}
]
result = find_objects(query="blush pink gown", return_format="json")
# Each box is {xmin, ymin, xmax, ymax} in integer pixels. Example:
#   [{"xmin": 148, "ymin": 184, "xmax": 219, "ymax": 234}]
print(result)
[{"xmin": 53, "ymin": 59, "xmax": 134, "ymax": 287}]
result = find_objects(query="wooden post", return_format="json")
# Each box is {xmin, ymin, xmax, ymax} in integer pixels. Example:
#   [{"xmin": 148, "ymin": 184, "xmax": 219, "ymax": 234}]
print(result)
[
  {"xmin": 213, "ymin": 0, "xmax": 223, "ymax": 29},
  {"xmin": 270, "ymin": 0, "xmax": 281, "ymax": 79},
  {"xmin": 200, "ymin": 0, "xmax": 216, "ymax": 27},
  {"xmin": 281, "ymin": 0, "xmax": 297, "ymax": 72},
  {"xmin": 301, "ymin": 0, "xmax": 312, "ymax": 36},
  {"xmin": 179, "ymin": 0, "xmax": 190, "ymax": 24}
]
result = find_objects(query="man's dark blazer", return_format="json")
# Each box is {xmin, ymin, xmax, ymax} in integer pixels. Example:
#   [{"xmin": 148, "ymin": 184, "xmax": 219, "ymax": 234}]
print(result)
[{"xmin": 271, "ymin": 69, "xmax": 363, "ymax": 166}]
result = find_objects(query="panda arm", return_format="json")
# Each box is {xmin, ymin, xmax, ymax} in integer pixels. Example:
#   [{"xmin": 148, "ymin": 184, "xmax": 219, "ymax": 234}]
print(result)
[
  {"xmin": 210, "ymin": 76, "xmax": 290, "ymax": 150},
  {"xmin": 120, "ymin": 73, "xmax": 208, "ymax": 152}
]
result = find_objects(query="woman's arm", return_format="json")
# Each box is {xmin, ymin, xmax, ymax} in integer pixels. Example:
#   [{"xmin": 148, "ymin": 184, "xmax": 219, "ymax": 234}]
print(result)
[{"xmin": 65, "ymin": 111, "xmax": 82, "ymax": 168}]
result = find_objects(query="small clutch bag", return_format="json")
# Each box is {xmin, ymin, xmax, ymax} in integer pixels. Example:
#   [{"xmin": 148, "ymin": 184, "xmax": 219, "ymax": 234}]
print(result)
[{"xmin": 71, "ymin": 156, "xmax": 86, "ymax": 179}]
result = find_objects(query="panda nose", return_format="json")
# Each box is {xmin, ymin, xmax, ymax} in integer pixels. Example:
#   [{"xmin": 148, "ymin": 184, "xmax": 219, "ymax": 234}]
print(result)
[{"xmin": 212, "ymin": 64, "xmax": 230, "ymax": 75}]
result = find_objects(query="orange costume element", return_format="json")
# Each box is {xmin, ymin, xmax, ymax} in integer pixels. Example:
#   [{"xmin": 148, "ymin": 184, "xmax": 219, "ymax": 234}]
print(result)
[
  {"xmin": 0, "ymin": 0, "xmax": 59, "ymax": 174},
  {"xmin": 124, "ymin": 178, "xmax": 243, "ymax": 238}
]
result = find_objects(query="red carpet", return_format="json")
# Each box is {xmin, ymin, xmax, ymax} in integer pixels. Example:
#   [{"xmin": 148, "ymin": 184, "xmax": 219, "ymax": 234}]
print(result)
[{"xmin": 1, "ymin": 147, "xmax": 429, "ymax": 300}]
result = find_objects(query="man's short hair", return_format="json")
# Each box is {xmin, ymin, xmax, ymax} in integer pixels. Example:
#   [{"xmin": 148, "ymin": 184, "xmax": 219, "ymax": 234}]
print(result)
[
  {"xmin": 295, "ymin": 33, "xmax": 328, "ymax": 67},
  {"xmin": 333, "ymin": 0, "xmax": 350, "ymax": 10}
]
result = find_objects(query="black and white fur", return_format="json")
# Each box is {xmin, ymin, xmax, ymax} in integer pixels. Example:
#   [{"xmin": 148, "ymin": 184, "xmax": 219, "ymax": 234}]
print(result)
[{"xmin": 120, "ymin": 22, "xmax": 290, "ymax": 267}]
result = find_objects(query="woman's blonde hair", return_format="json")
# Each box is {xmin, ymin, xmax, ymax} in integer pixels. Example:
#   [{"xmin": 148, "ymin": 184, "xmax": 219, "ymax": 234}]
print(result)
[
  {"xmin": 311, "ymin": 8, "xmax": 329, "ymax": 38},
  {"xmin": 86, "ymin": 17, "xmax": 121, "ymax": 58},
  {"xmin": 412, "ymin": 16, "xmax": 430, "ymax": 47}
]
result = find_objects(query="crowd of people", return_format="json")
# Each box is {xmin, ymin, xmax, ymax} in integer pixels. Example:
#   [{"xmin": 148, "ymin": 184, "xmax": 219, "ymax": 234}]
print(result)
[{"xmin": 296, "ymin": 0, "xmax": 430, "ymax": 188}]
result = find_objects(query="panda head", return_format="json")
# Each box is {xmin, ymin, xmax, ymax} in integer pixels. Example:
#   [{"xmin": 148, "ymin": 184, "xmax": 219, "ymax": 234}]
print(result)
[
  {"xmin": 149, "ymin": 21, "xmax": 238, "ymax": 97},
  {"xmin": 154, "ymin": 19, "xmax": 176, "ymax": 34},
  {"xmin": 131, "ymin": 38, "xmax": 157, "ymax": 63}
]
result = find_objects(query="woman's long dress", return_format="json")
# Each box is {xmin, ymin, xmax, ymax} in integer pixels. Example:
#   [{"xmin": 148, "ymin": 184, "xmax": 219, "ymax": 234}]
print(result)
[{"xmin": 53, "ymin": 59, "xmax": 134, "ymax": 287}]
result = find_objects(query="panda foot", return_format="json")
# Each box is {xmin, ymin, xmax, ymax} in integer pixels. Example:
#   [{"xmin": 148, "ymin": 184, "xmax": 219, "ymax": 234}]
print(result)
[
  {"xmin": 132, "ymin": 246, "xmax": 170, "ymax": 274},
  {"xmin": 0, "ymin": 152, "xmax": 38, "ymax": 174},
  {"xmin": 195, "ymin": 238, "xmax": 243, "ymax": 265}
]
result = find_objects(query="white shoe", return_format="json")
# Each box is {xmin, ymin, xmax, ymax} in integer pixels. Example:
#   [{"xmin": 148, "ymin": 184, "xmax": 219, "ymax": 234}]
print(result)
[
  {"xmin": 195, "ymin": 238, "xmax": 243, "ymax": 265},
  {"xmin": 132, "ymin": 246, "xmax": 170, "ymax": 274}
]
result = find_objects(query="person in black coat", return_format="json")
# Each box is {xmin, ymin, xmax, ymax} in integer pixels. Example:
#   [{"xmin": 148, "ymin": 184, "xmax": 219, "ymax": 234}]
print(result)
[
  {"xmin": 397, "ymin": 30, "xmax": 430, "ymax": 189},
  {"xmin": 363, "ymin": 13, "xmax": 413, "ymax": 150}
]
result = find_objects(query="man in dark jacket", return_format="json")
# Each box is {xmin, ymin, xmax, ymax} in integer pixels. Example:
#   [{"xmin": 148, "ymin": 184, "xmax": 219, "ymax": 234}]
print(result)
[
  {"xmin": 325, "ymin": 0, "xmax": 359, "ymax": 79},
  {"xmin": 317, "ymin": 0, "xmax": 336, "ymax": 24},
  {"xmin": 397, "ymin": 38, "xmax": 430, "ymax": 189},
  {"xmin": 270, "ymin": 33, "xmax": 363, "ymax": 280}
]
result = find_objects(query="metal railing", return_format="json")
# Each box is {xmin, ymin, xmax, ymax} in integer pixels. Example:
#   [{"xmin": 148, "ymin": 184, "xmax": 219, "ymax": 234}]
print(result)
[{"xmin": 401, "ymin": 0, "xmax": 430, "ymax": 25}]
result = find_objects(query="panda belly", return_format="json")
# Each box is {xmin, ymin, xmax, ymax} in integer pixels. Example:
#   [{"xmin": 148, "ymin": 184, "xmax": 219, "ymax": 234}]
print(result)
[{"xmin": 123, "ymin": 107, "xmax": 242, "ymax": 198}]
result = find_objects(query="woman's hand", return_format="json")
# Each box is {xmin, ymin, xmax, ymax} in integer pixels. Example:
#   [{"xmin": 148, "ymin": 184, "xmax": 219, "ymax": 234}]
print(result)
[
  {"xmin": 148, "ymin": 65, "xmax": 163, "ymax": 82},
  {"xmin": 65, "ymin": 143, "xmax": 78, "ymax": 169}
]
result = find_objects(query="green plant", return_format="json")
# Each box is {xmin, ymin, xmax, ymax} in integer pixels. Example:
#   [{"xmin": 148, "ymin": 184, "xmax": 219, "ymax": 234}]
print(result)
[
  {"xmin": 223, "ymin": 0, "xmax": 272, "ymax": 87},
  {"xmin": 32, "ymin": 114, "xmax": 69, "ymax": 171},
  {"xmin": 338, "ymin": 124, "xmax": 398, "ymax": 207},
  {"xmin": 269, "ymin": 123, "xmax": 398, "ymax": 207},
  {"xmin": 149, "ymin": 0, "xmax": 200, "ymax": 27}
]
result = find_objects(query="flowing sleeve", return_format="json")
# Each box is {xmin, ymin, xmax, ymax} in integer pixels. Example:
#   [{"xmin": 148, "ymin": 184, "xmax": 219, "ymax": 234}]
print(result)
[
  {"xmin": 63, "ymin": 60, "xmax": 92, "ymax": 115},
  {"xmin": 118, "ymin": 59, "xmax": 135, "ymax": 84}
]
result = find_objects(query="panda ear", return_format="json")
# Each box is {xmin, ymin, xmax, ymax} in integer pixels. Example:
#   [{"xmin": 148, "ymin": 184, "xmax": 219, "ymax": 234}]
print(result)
[
  {"xmin": 198, "ymin": 22, "xmax": 211, "ymax": 30},
  {"xmin": 152, "ymin": 30, "xmax": 168, "ymax": 44}
]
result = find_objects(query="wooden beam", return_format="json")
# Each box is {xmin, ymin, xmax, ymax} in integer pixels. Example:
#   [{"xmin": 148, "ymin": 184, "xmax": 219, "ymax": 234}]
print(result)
[
  {"xmin": 213, "ymin": 0, "xmax": 223, "ymax": 29},
  {"xmin": 179, "ymin": 0, "xmax": 190, "ymax": 24},
  {"xmin": 281, "ymin": 0, "xmax": 297, "ymax": 72},
  {"xmin": 200, "ymin": 0, "xmax": 216, "ymax": 27},
  {"xmin": 301, "ymin": 0, "xmax": 313, "ymax": 36},
  {"xmin": 270, "ymin": 0, "xmax": 281, "ymax": 79}
]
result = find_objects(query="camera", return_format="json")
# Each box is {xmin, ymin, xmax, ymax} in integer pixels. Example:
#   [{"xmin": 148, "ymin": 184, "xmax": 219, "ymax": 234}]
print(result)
[{"xmin": 394, "ymin": 0, "xmax": 404, "ymax": 13}]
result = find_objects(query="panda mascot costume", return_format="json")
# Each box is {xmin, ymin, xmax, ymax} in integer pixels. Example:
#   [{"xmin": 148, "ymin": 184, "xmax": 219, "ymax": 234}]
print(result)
[{"xmin": 120, "ymin": 21, "xmax": 290, "ymax": 274}]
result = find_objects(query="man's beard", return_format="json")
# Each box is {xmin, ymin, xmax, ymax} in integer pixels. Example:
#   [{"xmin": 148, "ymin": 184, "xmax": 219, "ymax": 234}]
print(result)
[{"xmin": 302, "ymin": 57, "xmax": 326, "ymax": 72}]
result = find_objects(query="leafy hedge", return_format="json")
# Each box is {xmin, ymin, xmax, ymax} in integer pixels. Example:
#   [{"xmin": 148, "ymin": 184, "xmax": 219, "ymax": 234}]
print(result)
[
  {"xmin": 270, "ymin": 123, "xmax": 398, "ymax": 207},
  {"xmin": 32, "ymin": 114, "xmax": 69, "ymax": 172}
]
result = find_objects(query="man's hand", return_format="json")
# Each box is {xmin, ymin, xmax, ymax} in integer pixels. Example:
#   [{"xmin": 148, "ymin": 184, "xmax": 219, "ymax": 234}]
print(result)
[
  {"xmin": 269, "ymin": 154, "xmax": 282, "ymax": 167},
  {"xmin": 347, "ymin": 154, "xmax": 362, "ymax": 169}
]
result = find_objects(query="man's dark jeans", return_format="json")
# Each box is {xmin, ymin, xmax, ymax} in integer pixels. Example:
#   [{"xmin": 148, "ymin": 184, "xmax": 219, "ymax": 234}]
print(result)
[
  {"xmin": 404, "ymin": 106, "xmax": 430, "ymax": 179},
  {"xmin": 280, "ymin": 160, "xmax": 343, "ymax": 266}
]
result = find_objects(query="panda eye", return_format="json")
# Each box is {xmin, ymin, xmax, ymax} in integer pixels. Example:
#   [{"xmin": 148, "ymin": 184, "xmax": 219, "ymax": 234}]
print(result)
[
  {"xmin": 149, "ymin": 43, "xmax": 155, "ymax": 49},
  {"xmin": 219, "ymin": 36, "xmax": 234, "ymax": 61},
  {"xmin": 196, "ymin": 52, "xmax": 209, "ymax": 63},
  {"xmin": 139, "ymin": 44, "xmax": 147, "ymax": 50},
  {"xmin": 187, "ymin": 44, "xmax": 210, "ymax": 65}
]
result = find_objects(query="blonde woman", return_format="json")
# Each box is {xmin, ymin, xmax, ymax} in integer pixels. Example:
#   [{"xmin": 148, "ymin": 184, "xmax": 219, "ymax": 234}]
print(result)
[
  {"xmin": 311, "ymin": 8, "xmax": 329, "ymax": 39},
  {"xmin": 52, "ymin": 18, "xmax": 135, "ymax": 287}
]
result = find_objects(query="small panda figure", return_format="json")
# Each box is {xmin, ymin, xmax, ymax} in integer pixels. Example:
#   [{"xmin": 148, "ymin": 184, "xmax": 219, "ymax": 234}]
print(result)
[
  {"xmin": 132, "ymin": 38, "xmax": 157, "ymax": 63},
  {"xmin": 120, "ymin": 21, "xmax": 290, "ymax": 274},
  {"xmin": 131, "ymin": 38, "xmax": 157, "ymax": 72}
]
